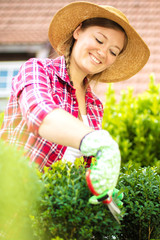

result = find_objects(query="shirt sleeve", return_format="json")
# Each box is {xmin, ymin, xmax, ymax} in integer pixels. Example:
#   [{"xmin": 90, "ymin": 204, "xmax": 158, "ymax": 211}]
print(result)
[{"xmin": 12, "ymin": 58, "xmax": 61, "ymax": 136}]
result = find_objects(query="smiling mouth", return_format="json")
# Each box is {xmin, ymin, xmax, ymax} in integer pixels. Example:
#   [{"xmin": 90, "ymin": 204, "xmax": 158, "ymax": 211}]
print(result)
[{"xmin": 90, "ymin": 54, "xmax": 101, "ymax": 64}]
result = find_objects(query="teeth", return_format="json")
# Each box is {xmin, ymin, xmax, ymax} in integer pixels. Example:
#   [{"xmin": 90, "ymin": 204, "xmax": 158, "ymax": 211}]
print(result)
[{"xmin": 90, "ymin": 54, "xmax": 101, "ymax": 64}]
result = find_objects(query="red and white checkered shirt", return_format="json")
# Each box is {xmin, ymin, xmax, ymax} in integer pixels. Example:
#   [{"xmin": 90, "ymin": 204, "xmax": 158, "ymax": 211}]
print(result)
[{"xmin": 0, "ymin": 56, "xmax": 103, "ymax": 169}]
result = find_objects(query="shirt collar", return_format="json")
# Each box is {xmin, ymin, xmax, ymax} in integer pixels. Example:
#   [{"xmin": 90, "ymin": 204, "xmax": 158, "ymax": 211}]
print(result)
[
  {"xmin": 51, "ymin": 55, "xmax": 71, "ymax": 85},
  {"xmin": 51, "ymin": 56, "xmax": 102, "ymax": 105}
]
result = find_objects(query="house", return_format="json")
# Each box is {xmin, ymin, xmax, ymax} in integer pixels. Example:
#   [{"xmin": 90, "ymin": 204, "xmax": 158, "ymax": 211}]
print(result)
[{"xmin": 0, "ymin": 0, "xmax": 160, "ymax": 111}]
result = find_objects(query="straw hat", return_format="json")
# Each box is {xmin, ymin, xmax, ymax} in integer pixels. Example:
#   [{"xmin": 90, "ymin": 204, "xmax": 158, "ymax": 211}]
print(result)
[{"xmin": 48, "ymin": 1, "xmax": 150, "ymax": 83}]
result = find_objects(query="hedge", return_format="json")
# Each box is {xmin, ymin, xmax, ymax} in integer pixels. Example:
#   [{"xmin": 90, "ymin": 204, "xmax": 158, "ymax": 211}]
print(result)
[
  {"xmin": 31, "ymin": 160, "xmax": 160, "ymax": 240},
  {"xmin": 102, "ymin": 74, "xmax": 160, "ymax": 172}
]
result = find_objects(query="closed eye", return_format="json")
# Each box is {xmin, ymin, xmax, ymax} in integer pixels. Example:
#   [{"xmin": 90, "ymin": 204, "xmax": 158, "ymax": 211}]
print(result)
[
  {"xmin": 96, "ymin": 38, "xmax": 103, "ymax": 44},
  {"xmin": 110, "ymin": 50, "xmax": 117, "ymax": 57}
]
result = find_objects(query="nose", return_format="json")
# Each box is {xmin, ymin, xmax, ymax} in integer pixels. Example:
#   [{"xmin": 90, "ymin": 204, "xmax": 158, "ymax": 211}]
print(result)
[{"xmin": 97, "ymin": 47, "xmax": 107, "ymax": 59}]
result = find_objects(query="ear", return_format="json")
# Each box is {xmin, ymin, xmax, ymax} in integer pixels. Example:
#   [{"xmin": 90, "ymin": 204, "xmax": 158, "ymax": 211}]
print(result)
[{"xmin": 73, "ymin": 23, "xmax": 82, "ymax": 40}]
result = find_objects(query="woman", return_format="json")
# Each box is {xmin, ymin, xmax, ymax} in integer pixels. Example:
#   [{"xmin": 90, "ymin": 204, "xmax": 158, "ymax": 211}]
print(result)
[{"xmin": 0, "ymin": 2, "xmax": 149, "ymax": 198}]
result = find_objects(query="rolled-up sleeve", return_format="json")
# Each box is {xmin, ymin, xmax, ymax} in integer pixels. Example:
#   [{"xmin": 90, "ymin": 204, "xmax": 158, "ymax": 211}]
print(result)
[{"xmin": 12, "ymin": 58, "xmax": 60, "ymax": 136}]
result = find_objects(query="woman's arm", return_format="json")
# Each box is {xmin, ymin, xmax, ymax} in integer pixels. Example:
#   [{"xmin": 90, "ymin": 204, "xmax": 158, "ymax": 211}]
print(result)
[{"xmin": 38, "ymin": 108, "xmax": 93, "ymax": 149}]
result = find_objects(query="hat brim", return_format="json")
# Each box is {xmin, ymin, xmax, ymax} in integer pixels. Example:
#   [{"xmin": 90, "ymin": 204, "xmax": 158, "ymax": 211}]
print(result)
[{"xmin": 48, "ymin": 2, "xmax": 150, "ymax": 83}]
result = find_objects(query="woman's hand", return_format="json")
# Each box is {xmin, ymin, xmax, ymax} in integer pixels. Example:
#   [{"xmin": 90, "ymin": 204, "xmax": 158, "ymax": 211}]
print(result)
[{"xmin": 80, "ymin": 130, "xmax": 121, "ymax": 196}]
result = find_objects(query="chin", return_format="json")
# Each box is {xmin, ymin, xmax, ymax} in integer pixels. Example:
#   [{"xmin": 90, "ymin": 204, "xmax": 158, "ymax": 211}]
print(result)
[
  {"xmin": 81, "ymin": 63, "xmax": 105, "ymax": 76},
  {"xmin": 83, "ymin": 68, "xmax": 102, "ymax": 75}
]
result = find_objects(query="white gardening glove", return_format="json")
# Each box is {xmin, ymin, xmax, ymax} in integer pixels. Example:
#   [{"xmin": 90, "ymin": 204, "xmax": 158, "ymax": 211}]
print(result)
[{"xmin": 79, "ymin": 130, "xmax": 121, "ymax": 198}]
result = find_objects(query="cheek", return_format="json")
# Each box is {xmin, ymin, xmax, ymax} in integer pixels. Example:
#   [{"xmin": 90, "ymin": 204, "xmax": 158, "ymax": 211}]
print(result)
[
  {"xmin": 107, "ymin": 55, "xmax": 117, "ymax": 65},
  {"xmin": 80, "ymin": 37, "xmax": 96, "ymax": 51},
  {"xmin": 75, "ymin": 40, "xmax": 88, "ymax": 55}
]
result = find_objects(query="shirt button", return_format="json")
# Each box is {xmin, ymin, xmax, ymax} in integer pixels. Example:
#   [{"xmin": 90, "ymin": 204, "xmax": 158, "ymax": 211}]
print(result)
[
  {"xmin": 59, "ymin": 155, "xmax": 61, "ymax": 159},
  {"xmin": 73, "ymin": 100, "xmax": 77, "ymax": 104}
]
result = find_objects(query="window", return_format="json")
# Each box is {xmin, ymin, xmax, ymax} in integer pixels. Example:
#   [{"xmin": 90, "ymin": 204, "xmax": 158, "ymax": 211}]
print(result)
[
  {"xmin": 0, "ymin": 61, "xmax": 24, "ymax": 97},
  {"xmin": 0, "ymin": 71, "xmax": 8, "ymax": 88}
]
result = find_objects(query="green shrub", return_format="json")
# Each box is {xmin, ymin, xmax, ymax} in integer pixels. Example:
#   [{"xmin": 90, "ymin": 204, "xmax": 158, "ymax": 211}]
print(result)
[
  {"xmin": 32, "ymin": 159, "xmax": 122, "ymax": 240},
  {"xmin": 102, "ymin": 74, "xmax": 160, "ymax": 172},
  {"xmin": 32, "ymin": 160, "xmax": 160, "ymax": 240},
  {"xmin": 117, "ymin": 166, "xmax": 160, "ymax": 240},
  {"xmin": 0, "ymin": 141, "xmax": 43, "ymax": 240}
]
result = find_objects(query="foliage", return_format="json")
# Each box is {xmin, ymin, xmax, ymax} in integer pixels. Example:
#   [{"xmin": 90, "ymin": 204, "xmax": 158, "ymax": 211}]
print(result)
[
  {"xmin": 32, "ymin": 160, "xmax": 160, "ymax": 240},
  {"xmin": 117, "ymin": 166, "xmax": 160, "ymax": 240},
  {"xmin": 31, "ymin": 158, "xmax": 122, "ymax": 240},
  {"xmin": 0, "ymin": 141, "xmax": 43, "ymax": 240},
  {"xmin": 102, "ymin": 74, "xmax": 160, "ymax": 172}
]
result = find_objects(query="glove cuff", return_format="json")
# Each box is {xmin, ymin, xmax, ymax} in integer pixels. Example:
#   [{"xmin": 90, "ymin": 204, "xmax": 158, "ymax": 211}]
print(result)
[
  {"xmin": 80, "ymin": 130, "xmax": 118, "ymax": 156},
  {"xmin": 79, "ymin": 131, "xmax": 92, "ymax": 151}
]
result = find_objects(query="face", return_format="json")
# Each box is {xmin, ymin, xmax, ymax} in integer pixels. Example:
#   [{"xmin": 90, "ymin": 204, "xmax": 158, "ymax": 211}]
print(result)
[{"xmin": 70, "ymin": 25, "xmax": 125, "ymax": 77}]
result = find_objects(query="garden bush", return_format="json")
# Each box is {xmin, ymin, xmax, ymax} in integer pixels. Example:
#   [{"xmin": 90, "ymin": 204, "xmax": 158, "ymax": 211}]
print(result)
[
  {"xmin": 31, "ymin": 160, "xmax": 160, "ymax": 240},
  {"xmin": 117, "ymin": 166, "xmax": 160, "ymax": 240},
  {"xmin": 31, "ymin": 159, "xmax": 122, "ymax": 240},
  {"xmin": 102, "ymin": 74, "xmax": 160, "ymax": 172},
  {"xmin": 0, "ymin": 141, "xmax": 43, "ymax": 240}
]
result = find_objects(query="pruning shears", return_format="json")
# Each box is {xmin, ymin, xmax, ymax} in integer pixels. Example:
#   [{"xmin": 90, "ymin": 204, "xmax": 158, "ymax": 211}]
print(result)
[{"xmin": 86, "ymin": 168, "xmax": 121, "ymax": 224}]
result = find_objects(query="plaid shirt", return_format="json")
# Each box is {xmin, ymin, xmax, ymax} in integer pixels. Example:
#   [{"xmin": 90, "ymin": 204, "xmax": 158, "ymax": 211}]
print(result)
[{"xmin": 0, "ymin": 56, "xmax": 103, "ymax": 169}]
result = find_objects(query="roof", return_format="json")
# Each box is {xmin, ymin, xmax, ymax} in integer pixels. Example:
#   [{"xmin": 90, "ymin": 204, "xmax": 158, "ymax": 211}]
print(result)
[{"xmin": 0, "ymin": 0, "xmax": 160, "ymax": 100}]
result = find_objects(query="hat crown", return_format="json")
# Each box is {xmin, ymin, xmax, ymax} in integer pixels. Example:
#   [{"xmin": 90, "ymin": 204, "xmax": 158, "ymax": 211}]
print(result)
[{"xmin": 102, "ymin": 5, "xmax": 129, "ymax": 24}]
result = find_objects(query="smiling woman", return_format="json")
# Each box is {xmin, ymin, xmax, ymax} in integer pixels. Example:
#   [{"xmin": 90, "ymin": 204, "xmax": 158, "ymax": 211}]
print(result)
[
  {"xmin": 0, "ymin": 2, "xmax": 149, "ymax": 206},
  {"xmin": 70, "ymin": 24, "xmax": 126, "ymax": 77},
  {"xmin": 64, "ymin": 18, "xmax": 127, "ymax": 88},
  {"xmin": 80, "ymin": 17, "xmax": 128, "ymax": 53}
]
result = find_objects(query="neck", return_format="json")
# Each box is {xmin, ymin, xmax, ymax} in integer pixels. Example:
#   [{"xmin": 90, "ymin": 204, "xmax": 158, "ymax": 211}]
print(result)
[
  {"xmin": 69, "ymin": 56, "xmax": 87, "ymax": 88},
  {"xmin": 70, "ymin": 68, "xmax": 86, "ymax": 88}
]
